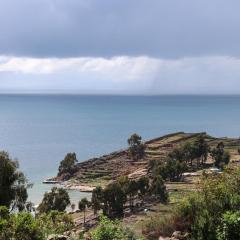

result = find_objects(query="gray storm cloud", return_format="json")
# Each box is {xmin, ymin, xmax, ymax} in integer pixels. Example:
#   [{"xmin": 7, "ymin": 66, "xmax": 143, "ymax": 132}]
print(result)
[
  {"xmin": 1, "ymin": 0, "xmax": 240, "ymax": 94},
  {"xmin": 0, "ymin": 0, "xmax": 240, "ymax": 58}
]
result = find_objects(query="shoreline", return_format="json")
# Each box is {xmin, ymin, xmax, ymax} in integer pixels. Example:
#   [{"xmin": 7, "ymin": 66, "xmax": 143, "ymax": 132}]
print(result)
[
  {"xmin": 43, "ymin": 178, "xmax": 95, "ymax": 192},
  {"xmin": 64, "ymin": 183, "xmax": 95, "ymax": 192}
]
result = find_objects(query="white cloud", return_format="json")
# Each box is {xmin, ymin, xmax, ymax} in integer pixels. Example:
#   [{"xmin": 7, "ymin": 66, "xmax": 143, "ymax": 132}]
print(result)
[
  {"xmin": 0, "ymin": 55, "xmax": 240, "ymax": 94},
  {"xmin": 0, "ymin": 56, "xmax": 160, "ymax": 82}
]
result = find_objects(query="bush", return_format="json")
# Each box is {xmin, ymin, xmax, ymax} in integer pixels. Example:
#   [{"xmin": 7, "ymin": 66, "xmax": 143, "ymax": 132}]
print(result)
[
  {"xmin": 217, "ymin": 211, "xmax": 240, "ymax": 240},
  {"xmin": 91, "ymin": 215, "xmax": 141, "ymax": 240},
  {"xmin": 0, "ymin": 209, "xmax": 73, "ymax": 240},
  {"xmin": 37, "ymin": 210, "xmax": 74, "ymax": 236},
  {"xmin": 0, "ymin": 211, "xmax": 44, "ymax": 240},
  {"xmin": 142, "ymin": 215, "xmax": 175, "ymax": 239},
  {"xmin": 174, "ymin": 168, "xmax": 240, "ymax": 240}
]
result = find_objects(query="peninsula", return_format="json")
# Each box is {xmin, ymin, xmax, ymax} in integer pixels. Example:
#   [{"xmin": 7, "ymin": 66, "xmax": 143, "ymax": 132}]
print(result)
[{"xmin": 50, "ymin": 132, "xmax": 240, "ymax": 191}]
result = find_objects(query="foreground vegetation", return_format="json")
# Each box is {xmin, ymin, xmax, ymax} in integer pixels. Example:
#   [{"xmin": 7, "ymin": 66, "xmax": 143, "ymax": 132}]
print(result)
[{"xmin": 1, "ymin": 132, "xmax": 240, "ymax": 239}]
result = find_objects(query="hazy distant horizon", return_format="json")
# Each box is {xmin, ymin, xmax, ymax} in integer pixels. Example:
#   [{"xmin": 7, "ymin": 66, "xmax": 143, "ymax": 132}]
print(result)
[{"xmin": 1, "ymin": 89, "xmax": 240, "ymax": 96}]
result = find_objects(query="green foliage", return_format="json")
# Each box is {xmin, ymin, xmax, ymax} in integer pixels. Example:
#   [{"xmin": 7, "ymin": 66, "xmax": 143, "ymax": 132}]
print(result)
[
  {"xmin": 128, "ymin": 133, "xmax": 145, "ymax": 160},
  {"xmin": 127, "ymin": 180, "xmax": 138, "ymax": 209},
  {"xmin": 91, "ymin": 215, "xmax": 141, "ymax": 240},
  {"xmin": 0, "ymin": 151, "xmax": 30, "ymax": 211},
  {"xmin": 150, "ymin": 176, "xmax": 168, "ymax": 203},
  {"xmin": 159, "ymin": 158, "xmax": 187, "ymax": 182},
  {"xmin": 58, "ymin": 152, "xmax": 78, "ymax": 175},
  {"xmin": 211, "ymin": 142, "xmax": 230, "ymax": 168},
  {"xmin": 92, "ymin": 186, "xmax": 103, "ymax": 214},
  {"xmin": 149, "ymin": 135, "xmax": 210, "ymax": 183},
  {"xmin": 38, "ymin": 187, "xmax": 70, "ymax": 213},
  {"xmin": 193, "ymin": 134, "xmax": 209, "ymax": 166},
  {"xmin": 117, "ymin": 176, "xmax": 130, "ymax": 195},
  {"xmin": 103, "ymin": 182, "xmax": 127, "ymax": 217},
  {"xmin": 37, "ymin": 210, "xmax": 74, "ymax": 236},
  {"xmin": 137, "ymin": 176, "xmax": 149, "ymax": 198},
  {"xmin": 0, "ymin": 210, "xmax": 73, "ymax": 240},
  {"xmin": 217, "ymin": 211, "xmax": 240, "ymax": 240},
  {"xmin": 10, "ymin": 212, "xmax": 43, "ymax": 240},
  {"xmin": 0, "ymin": 211, "xmax": 43, "ymax": 240},
  {"xmin": 79, "ymin": 197, "xmax": 91, "ymax": 225},
  {"xmin": 149, "ymin": 146, "xmax": 188, "ymax": 182},
  {"xmin": 174, "ymin": 168, "xmax": 240, "ymax": 240}
]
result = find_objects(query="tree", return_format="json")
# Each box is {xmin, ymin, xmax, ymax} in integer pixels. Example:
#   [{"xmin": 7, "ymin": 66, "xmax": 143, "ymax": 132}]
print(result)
[
  {"xmin": 150, "ymin": 176, "xmax": 168, "ymax": 203},
  {"xmin": 193, "ymin": 134, "xmax": 209, "ymax": 167},
  {"xmin": 128, "ymin": 133, "xmax": 145, "ymax": 160},
  {"xmin": 78, "ymin": 197, "xmax": 91, "ymax": 226},
  {"xmin": 0, "ymin": 151, "xmax": 30, "ymax": 211},
  {"xmin": 103, "ymin": 182, "xmax": 127, "ymax": 217},
  {"xmin": 152, "ymin": 157, "xmax": 187, "ymax": 182},
  {"xmin": 127, "ymin": 180, "xmax": 138, "ymax": 210},
  {"xmin": 211, "ymin": 142, "xmax": 230, "ymax": 168},
  {"xmin": 92, "ymin": 186, "xmax": 103, "ymax": 215},
  {"xmin": 182, "ymin": 142, "xmax": 197, "ymax": 166},
  {"xmin": 58, "ymin": 152, "xmax": 78, "ymax": 175},
  {"xmin": 117, "ymin": 175, "xmax": 130, "ymax": 195},
  {"xmin": 137, "ymin": 176, "xmax": 149, "ymax": 200},
  {"xmin": 166, "ymin": 158, "xmax": 187, "ymax": 181},
  {"xmin": 38, "ymin": 187, "xmax": 70, "ymax": 213}
]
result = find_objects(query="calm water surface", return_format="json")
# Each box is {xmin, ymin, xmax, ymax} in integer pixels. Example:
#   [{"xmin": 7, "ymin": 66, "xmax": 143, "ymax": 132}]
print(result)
[{"xmin": 0, "ymin": 94, "xmax": 239, "ymax": 204}]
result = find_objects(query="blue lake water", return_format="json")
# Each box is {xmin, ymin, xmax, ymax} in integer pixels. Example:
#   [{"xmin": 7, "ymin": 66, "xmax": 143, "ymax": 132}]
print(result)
[{"xmin": 0, "ymin": 94, "xmax": 240, "ymax": 204}]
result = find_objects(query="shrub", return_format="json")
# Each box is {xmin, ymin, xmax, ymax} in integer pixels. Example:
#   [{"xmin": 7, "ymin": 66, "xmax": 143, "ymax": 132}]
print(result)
[
  {"xmin": 217, "ymin": 211, "xmax": 240, "ymax": 240},
  {"xmin": 174, "ymin": 168, "xmax": 240, "ymax": 240},
  {"xmin": 0, "ymin": 210, "xmax": 73, "ymax": 240},
  {"xmin": 91, "ymin": 215, "xmax": 141, "ymax": 240},
  {"xmin": 142, "ymin": 215, "xmax": 175, "ymax": 239}
]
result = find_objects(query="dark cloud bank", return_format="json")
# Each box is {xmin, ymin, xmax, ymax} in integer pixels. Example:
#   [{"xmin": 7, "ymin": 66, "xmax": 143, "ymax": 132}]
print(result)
[{"xmin": 0, "ymin": 0, "xmax": 240, "ymax": 58}]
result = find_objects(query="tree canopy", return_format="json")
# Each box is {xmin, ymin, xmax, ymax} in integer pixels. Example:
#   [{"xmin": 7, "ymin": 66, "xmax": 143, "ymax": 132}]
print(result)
[
  {"xmin": 38, "ymin": 187, "xmax": 70, "ymax": 213},
  {"xmin": 58, "ymin": 152, "xmax": 78, "ymax": 176},
  {"xmin": 0, "ymin": 151, "xmax": 30, "ymax": 211},
  {"xmin": 211, "ymin": 142, "xmax": 230, "ymax": 168},
  {"xmin": 128, "ymin": 133, "xmax": 145, "ymax": 160}
]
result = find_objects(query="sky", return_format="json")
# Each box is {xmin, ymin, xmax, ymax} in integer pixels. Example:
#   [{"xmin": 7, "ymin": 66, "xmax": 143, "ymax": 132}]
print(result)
[{"xmin": 0, "ymin": 0, "xmax": 240, "ymax": 94}]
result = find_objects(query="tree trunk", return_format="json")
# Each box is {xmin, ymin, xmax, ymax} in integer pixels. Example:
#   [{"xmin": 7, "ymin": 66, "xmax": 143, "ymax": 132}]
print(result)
[{"xmin": 83, "ymin": 209, "xmax": 86, "ymax": 226}]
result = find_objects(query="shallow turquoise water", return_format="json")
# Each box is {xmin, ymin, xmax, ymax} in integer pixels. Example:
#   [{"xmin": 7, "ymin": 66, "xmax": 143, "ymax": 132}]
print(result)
[{"xmin": 0, "ymin": 94, "xmax": 239, "ymax": 204}]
